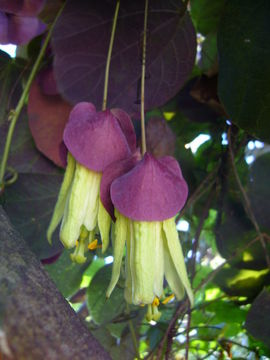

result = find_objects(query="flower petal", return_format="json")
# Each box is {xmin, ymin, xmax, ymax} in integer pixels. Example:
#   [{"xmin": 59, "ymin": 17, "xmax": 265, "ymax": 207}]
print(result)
[
  {"xmin": 98, "ymin": 198, "xmax": 111, "ymax": 252},
  {"xmin": 47, "ymin": 152, "xmax": 75, "ymax": 244},
  {"xmin": 111, "ymin": 108, "xmax": 136, "ymax": 153},
  {"xmin": 82, "ymin": 170, "xmax": 101, "ymax": 231},
  {"xmin": 163, "ymin": 218, "xmax": 194, "ymax": 306},
  {"xmin": 100, "ymin": 150, "xmax": 140, "ymax": 219},
  {"xmin": 111, "ymin": 152, "xmax": 188, "ymax": 221},
  {"xmin": 60, "ymin": 162, "xmax": 94, "ymax": 248},
  {"xmin": 131, "ymin": 221, "xmax": 157, "ymax": 305},
  {"xmin": 63, "ymin": 103, "xmax": 132, "ymax": 172},
  {"xmin": 106, "ymin": 211, "xmax": 127, "ymax": 298}
]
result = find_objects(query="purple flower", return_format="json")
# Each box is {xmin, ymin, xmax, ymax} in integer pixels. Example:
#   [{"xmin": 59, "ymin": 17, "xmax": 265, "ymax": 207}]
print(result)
[
  {"xmin": 105, "ymin": 153, "xmax": 193, "ymax": 320},
  {"xmin": 47, "ymin": 102, "xmax": 136, "ymax": 263}
]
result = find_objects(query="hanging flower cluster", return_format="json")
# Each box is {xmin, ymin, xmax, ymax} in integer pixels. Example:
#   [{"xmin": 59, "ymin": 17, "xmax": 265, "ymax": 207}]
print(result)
[{"xmin": 48, "ymin": 101, "xmax": 193, "ymax": 319}]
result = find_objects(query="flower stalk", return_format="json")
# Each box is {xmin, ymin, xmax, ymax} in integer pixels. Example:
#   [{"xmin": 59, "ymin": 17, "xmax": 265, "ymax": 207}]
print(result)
[
  {"xmin": 140, "ymin": 0, "xmax": 149, "ymax": 155},
  {"xmin": 102, "ymin": 0, "xmax": 120, "ymax": 111}
]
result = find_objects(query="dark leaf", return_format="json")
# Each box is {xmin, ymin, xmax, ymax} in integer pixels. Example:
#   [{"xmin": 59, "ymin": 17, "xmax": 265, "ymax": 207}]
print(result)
[
  {"xmin": 87, "ymin": 264, "xmax": 125, "ymax": 325},
  {"xmin": 28, "ymin": 77, "xmax": 72, "ymax": 168},
  {"xmin": 218, "ymin": 0, "xmax": 270, "ymax": 141},
  {"xmin": 146, "ymin": 117, "xmax": 176, "ymax": 157},
  {"xmin": 245, "ymin": 288, "xmax": 270, "ymax": 348},
  {"xmin": 45, "ymin": 250, "xmax": 91, "ymax": 298},
  {"xmin": 3, "ymin": 172, "xmax": 63, "ymax": 259},
  {"xmin": 52, "ymin": 0, "xmax": 196, "ymax": 113},
  {"xmin": 214, "ymin": 266, "xmax": 270, "ymax": 298},
  {"xmin": 248, "ymin": 153, "xmax": 270, "ymax": 233}
]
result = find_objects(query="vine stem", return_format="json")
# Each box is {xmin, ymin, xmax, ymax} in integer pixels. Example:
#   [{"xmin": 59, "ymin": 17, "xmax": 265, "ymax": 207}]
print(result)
[
  {"xmin": 140, "ymin": 0, "xmax": 149, "ymax": 155},
  {"xmin": 102, "ymin": 0, "xmax": 120, "ymax": 111},
  {"xmin": 0, "ymin": 4, "xmax": 65, "ymax": 191}
]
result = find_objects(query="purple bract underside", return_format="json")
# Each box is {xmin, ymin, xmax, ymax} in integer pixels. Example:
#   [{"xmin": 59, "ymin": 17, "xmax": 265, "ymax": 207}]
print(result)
[
  {"xmin": 100, "ymin": 150, "xmax": 141, "ymax": 220},
  {"xmin": 63, "ymin": 102, "xmax": 134, "ymax": 172},
  {"xmin": 111, "ymin": 152, "xmax": 188, "ymax": 221}
]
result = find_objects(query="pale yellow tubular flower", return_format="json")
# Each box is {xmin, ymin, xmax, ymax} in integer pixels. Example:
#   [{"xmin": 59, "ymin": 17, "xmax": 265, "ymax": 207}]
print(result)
[
  {"xmin": 163, "ymin": 235, "xmax": 185, "ymax": 300},
  {"xmin": 98, "ymin": 198, "xmax": 112, "ymax": 253},
  {"xmin": 106, "ymin": 211, "xmax": 128, "ymax": 298},
  {"xmin": 124, "ymin": 219, "xmax": 133, "ymax": 304},
  {"xmin": 47, "ymin": 153, "xmax": 75, "ymax": 244},
  {"xmin": 70, "ymin": 226, "xmax": 88, "ymax": 263},
  {"xmin": 60, "ymin": 162, "xmax": 93, "ymax": 248},
  {"xmin": 83, "ymin": 170, "xmax": 102, "ymax": 231},
  {"xmin": 132, "ymin": 221, "xmax": 156, "ymax": 305},
  {"xmin": 163, "ymin": 218, "xmax": 194, "ymax": 306},
  {"xmin": 153, "ymin": 221, "xmax": 164, "ymax": 298}
]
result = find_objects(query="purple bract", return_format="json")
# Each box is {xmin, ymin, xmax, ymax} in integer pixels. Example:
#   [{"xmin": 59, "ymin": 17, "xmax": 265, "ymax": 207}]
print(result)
[
  {"xmin": 111, "ymin": 152, "xmax": 188, "ymax": 221},
  {"xmin": 63, "ymin": 102, "xmax": 135, "ymax": 172}
]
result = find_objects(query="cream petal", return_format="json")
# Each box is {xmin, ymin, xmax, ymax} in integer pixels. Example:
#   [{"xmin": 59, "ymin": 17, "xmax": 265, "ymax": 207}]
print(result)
[
  {"xmin": 153, "ymin": 222, "xmax": 164, "ymax": 298},
  {"xmin": 124, "ymin": 219, "xmax": 133, "ymax": 304},
  {"xmin": 47, "ymin": 152, "xmax": 75, "ymax": 244},
  {"xmin": 132, "ymin": 221, "xmax": 156, "ymax": 305},
  {"xmin": 106, "ymin": 211, "xmax": 127, "ymax": 298},
  {"xmin": 83, "ymin": 170, "xmax": 102, "ymax": 231},
  {"xmin": 98, "ymin": 198, "xmax": 111, "ymax": 253},
  {"xmin": 60, "ymin": 162, "xmax": 93, "ymax": 248},
  {"xmin": 163, "ymin": 218, "xmax": 194, "ymax": 306}
]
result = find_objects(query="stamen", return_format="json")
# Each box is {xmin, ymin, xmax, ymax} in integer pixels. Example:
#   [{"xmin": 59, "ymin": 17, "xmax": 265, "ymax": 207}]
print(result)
[
  {"xmin": 152, "ymin": 297, "xmax": 160, "ymax": 307},
  {"xmin": 162, "ymin": 294, "xmax": 175, "ymax": 305},
  {"xmin": 88, "ymin": 239, "xmax": 102, "ymax": 250},
  {"xmin": 75, "ymin": 240, "xmax": 79, "ymax": 247}
]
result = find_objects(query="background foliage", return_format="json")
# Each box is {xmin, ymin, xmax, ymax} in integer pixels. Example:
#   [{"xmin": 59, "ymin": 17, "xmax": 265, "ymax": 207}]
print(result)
[{"xmin": 1, "ymin": 0, "xmax": 270, "ymax": 359}]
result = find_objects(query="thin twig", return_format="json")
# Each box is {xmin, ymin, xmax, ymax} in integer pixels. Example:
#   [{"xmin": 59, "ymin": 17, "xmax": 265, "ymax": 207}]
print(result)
[
  {"xmin": 227, "ymin": 127, "xmax": 270, "ymax": 268},
  {"xmin": 140, "ymin": 0, "xmax": 149, "ymax": 155},
  {"xmin": 102, "ymin": 0, "xmax": 120, "ymax": 111}
]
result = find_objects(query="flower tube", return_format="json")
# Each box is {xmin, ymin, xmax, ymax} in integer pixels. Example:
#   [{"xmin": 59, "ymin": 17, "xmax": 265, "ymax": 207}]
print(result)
[{"xmin": 106, "ymin": 153, "xmax": 193, "ymax": 320}]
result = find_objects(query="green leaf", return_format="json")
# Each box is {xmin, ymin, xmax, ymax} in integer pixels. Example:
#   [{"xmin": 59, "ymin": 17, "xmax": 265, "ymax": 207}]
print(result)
[
  {"xmin": 190, "ymin": 0, "xmax": 226, "ymax": 35},
  {"xmin": 3, "ymin": 172, "xmax": 63, "ymax": 259},
  {"xmin": 44, "ymin": 250, "xmax": 91, "ymax": 298},
  {"xmin": 214, "ymin": 266, "xmax": 270, "ymax": 298},
  {"xmin": 218, "ymin": 0, "xmax": 270, "ymax": 141},
  {"xmin": 86, "ymin": 264, "xmax": 125, "ymax": 325},
  {"xmin": 245, "ymin": 288, "xmax": 270, "ymax": 349}
]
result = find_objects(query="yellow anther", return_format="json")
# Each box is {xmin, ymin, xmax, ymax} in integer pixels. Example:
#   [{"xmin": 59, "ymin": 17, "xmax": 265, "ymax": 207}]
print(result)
[
  {"xmin": 152, "ymin": 297, "xmax": 160, "ymax": 307},
  {"xmin": 140, "ymin": 304, "xmax": 145, "ymax": 307},
  {"xmin": 88, "ymin": 239, "xmax": 102, "ymax": 251},
  {"xmin": 162, "ymin": 294, "xmax": 175, "ymax": 305},
  {"xmin": 75, "ymin": 240, "xmax": 79, "ymax": 247}
]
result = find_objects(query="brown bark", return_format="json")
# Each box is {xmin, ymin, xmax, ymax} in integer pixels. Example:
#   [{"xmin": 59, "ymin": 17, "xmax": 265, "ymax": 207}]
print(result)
[{"xmin": 0, "ymin": 206, "xmax": 110, "ymax": 360}]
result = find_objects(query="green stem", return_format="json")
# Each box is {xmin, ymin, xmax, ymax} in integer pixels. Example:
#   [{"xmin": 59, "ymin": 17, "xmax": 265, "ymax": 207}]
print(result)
[
  {"xmin": 102, "ymin": 0, "xmax": 120, "ymax": 111},
  {"xmin": 140, "ymin": 0, "xmax": 149, "ymax": 155},
  {"xmin": 0, "ymin": 4, "xmax": 65, "ymax": 191}
]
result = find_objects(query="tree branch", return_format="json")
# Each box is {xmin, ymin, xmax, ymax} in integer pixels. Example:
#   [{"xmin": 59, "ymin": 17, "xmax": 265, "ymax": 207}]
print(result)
[{"xmin": 0, "ymin": 206, "xmax": 111, "ymax": 360}]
